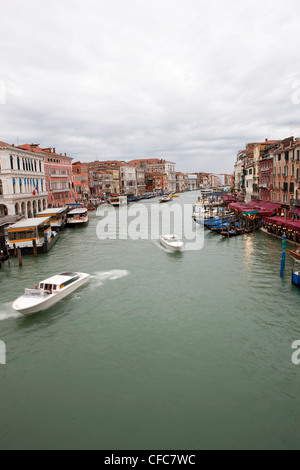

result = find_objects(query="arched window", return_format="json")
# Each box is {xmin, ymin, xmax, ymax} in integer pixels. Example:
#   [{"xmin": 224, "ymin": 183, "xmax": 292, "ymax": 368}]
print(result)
[
  {"xmin": 10, "ymin": 156, "xmax": 14, "ymax": 170},
  {"xmin": 0, "ymin": 179, "xmax": 3, "ymax": 196},
  {"xmin": 22, "ymin": 159, "xmax": 25, "ymax": 170},
  {"xmin": 17, "ymin": 157, "xmax": 20, "ymax": 170},
  {"xmin": 34, "ymin": 160, "xmax": 37, "ymax": 172}
]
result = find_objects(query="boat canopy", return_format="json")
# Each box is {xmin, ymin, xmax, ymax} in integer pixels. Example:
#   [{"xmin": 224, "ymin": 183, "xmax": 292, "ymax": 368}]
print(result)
[
  {"xmin": 68, "ymin": 208, "xmax": 88, "ymax": 215},
  {"xmin": 8, "ymin": 217, "xmax": 51, "ymax": 231},
  {"xmin": 37, "ymin": 208, "xmax": 67, "ymax": 216},
  {"xmin": 39, "ymin": 272, "xmax": 80, "ymax": 290}
]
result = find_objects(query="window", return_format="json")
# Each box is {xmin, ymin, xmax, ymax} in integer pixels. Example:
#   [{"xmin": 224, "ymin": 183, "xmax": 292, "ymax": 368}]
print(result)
[
  {"xmin": 10, "ymin": 156, "xmax": 14, "ymax": 169},
  {"xmin": 8, "ymin": 229, "xmax": 35, "ymax": 241},
  {"xmin": 17, "ymin": 157, "xmax": 20, "ymax": 170}
]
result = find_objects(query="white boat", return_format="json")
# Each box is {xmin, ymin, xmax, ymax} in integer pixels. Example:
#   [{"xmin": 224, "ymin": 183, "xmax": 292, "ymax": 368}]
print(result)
[
  {"xmin": 12, "ymin": 272, "xmax": 90, "ymax": 315},
  {"xmin": 160, "ymin": 234, "xmax": 184, "ymax": 252},
  {"xmin": 66, "ymin": 208, "xmax": 89, "ymax": 228},
  {"xmin": 159, "ymin": 196, "xmax": 172, "ymax": 203}
]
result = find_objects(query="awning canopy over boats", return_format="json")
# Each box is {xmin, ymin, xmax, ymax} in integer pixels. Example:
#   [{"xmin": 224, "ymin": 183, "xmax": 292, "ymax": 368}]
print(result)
[
  {"xmin": 229, "ymin": 200, "xmax": 282, "ymax": 217},
  {"xmin": 265, "ymin": 216, "xmax": 300, "ymax": 232},
  {"xmin": 222, "ymin": 194, "xmax": 236, "ymax": 203}
]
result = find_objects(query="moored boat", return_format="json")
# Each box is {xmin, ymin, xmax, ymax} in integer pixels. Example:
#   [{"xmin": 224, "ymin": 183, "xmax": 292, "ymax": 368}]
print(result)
[
  {"xmin": 66, "ymin": 208, "xmax": 89, "ymax": 228},
  {"xmin": 12, "ymin": 272, "xmax": 90, "ymax": 315},
  {"xmin": 109, "ymin": 195, "xmax": 127, "ymax": 207},
  {"xmin": 291, "ymin": 248, "xmax": 300, "ymax": 263},
  {"xmin": 160, "ymin": 234, "xmax": 184, "ymax": 252},
  {"xmin": 292, "ymin": 269, "xmax": 300, "ymax": 288}
]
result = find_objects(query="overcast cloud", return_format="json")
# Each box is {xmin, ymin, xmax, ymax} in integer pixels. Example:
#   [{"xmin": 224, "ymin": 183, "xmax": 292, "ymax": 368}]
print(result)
[{"xmin": 1, "ymin": 0, "xmax": 300, "ymax": 173}]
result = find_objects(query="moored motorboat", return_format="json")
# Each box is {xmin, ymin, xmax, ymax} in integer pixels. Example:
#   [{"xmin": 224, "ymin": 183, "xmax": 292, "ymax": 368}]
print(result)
[
  {"xmin": 12, "ymin": 272, "xmax": 90, "ymax": 315},
  {"xmin": 159, "ymin": 234, "xmax": 184, "ymax": 252},
  {"xmin": 291, "ymin": 248, "xmax": 300, "ymax": 263},
  {"xmin": 292, "ymin": 269, "xmax": 300, "ymax": 287}
]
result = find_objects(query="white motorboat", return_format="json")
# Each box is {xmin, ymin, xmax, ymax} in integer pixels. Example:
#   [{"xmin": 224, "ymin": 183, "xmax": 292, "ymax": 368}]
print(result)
[
  {"xmin": 159, "ymin": 195, "xmax": 172, "ymax": 203},
  {"xmin": 160, "ymin": 234, "xmax": 184, "ymax": 252},
  {"xmin": 12, "ymin": 272, "xmax": 90, "ymax": 315}
]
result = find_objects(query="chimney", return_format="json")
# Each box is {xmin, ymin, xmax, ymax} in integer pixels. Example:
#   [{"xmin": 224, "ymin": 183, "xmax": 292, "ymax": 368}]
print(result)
[
  {"xmin": 265, "ymin": 139, "xmax": 268, "ymax": 142},
  {"xmin": 64, "ymin": 153, "xmax": 67, "ymax": 157},
  {"xmin": 53, "ymin": 148, "xmax": 56, "ymax": 154}
]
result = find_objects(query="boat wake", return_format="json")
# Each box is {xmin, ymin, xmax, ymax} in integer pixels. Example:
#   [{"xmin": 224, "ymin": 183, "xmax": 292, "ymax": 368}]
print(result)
[
  {"xmin": 0, "ymin": 303, "xmax": 22, "ymax": 321},
  {"xmin": 92, "ymin": 270, "xmax": 130, "ymax": 287}
]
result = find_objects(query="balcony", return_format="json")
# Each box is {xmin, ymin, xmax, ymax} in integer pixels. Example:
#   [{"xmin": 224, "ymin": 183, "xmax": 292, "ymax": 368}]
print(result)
[
  {"xmin": 52, "ymin": 188, "xmax": 70, "ymax": 193},
  {"xmin": 259, "ymin": 183, "xmax": 268, "ymax": 189},
  {"xmin": 291, "ymin": 198, "xmax": 300, "ymax": 207},
  {"xmin": 50, "ymin": 173, "xmax": 68, "ymax": 178}
]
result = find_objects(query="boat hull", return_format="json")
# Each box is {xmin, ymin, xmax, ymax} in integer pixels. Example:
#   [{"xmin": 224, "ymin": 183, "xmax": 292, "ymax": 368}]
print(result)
[
  {"xmin": 160, "ymin": 236, "xmax": 184, "ymax": 252},
  {"xmin": 291, "ymin": 249, "xmax": 300, "ymax": 262},
  {"xmin": 66, "ymin": 220, "xmax": 89, "ymax": 228},
  {"xmin": 12, "ymin": 274, "xmax": 90, "ymax": 315}
]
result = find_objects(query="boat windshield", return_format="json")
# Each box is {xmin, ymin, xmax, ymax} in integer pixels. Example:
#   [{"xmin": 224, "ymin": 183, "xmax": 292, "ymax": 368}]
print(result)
[{"xmin": 24, "ymin": 288, "xmax": 47, "ymax": 297}]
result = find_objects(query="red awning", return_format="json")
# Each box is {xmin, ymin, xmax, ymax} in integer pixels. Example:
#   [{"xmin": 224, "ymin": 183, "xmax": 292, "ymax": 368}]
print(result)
[
  {"xmin": 265, "ymin": 216, "xmax": 300, "ymax": 231},
  {"xmin": 229, "ymin": 200, "xmax": 282, "ymax": 216}
]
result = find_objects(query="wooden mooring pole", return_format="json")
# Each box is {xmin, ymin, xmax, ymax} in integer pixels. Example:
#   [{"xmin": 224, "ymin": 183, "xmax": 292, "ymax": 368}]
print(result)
[
  {"xmin": 17, "ymin": 247, "xmax": 23, "ymax": 267},
  {"xmin": 33, "ymin": 239, "xmax": 38, "ymax": 257}
]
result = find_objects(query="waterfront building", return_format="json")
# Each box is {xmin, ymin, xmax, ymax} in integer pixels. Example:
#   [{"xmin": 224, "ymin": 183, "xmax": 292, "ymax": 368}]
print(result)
[
  {"xmin": 145, "ymin": 172, "xmax": 168, "ymax": 193},
  {"xmin": 273, "ymin": 137, "xmax": 298, "ymax": 208},
  {"xmin": 234, "ymin": 140, "xmax": 280, "ymax": 200},
  {"xmin": 89, "ymin": 169, "xmax": 113, "ymax": 197},
  {"xmin": 198, "ymin": 173, "xmax": 210, "ymax": 189},
  {"xmin": 88, "ymin": 161, "xmax": 122, "ymax": 195},
  {"xmin": 186, "ymin": 174, "xmax": 198, "ymax": 191},
  {"xmin": 119, "ymin": 165, "xmax": 137, "ymax": 196},
  {"xmin": 245, "ymin": 162, "xmax": 254, "ymax": 203},
  {"xmin": 0, "ymin": 140, "xmax": 48, "ymax": 217},
  {"xmin": 127, "ymin": 161, "xmax": 146, "ymax": 196},
  {"xmin": 176, "ymin": 172, "xmax": 186, "ymax": 193},
  {"xmin": 19, "ymin": 145, "xmax": 75, "ymax": 208},
  {"xmin": 135, "ymin": 167, "xmax": 146, "ymax": 197},
  {"xmin": 129, "ymin": 159, "xmax": 176, "ymax": 193},
  {"xmin": 72, "ymin": 162, "xmax": 90, "ymax": 203}
]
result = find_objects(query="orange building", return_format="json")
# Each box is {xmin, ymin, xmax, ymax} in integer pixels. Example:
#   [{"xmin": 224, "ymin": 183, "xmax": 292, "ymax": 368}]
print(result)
[
  {"xmin": 72, "ymin": 162, "xmax": 90, "ymax": 203},
  {"xmin": 273, "ymin": 137, "xmax": 300, "ymax": 207},
  {"xmin": 145, "ymin": 172, "xmax": 168, "ymax": 193}
]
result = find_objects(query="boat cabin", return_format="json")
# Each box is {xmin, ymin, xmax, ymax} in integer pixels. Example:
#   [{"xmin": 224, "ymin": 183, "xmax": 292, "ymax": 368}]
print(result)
[
  {"xmin": 37, "ymin": 207, "xmax": 68, "ymax": 230},
  {"xmin": 7, "ymin": 217, "xmax": 52, "ymax": 249},
  {"xmin": 39, "ymin": 273, "xmax": 80, "ymax": 294},
  {"xmin": 110, "ymin": 196, "xmax": 127, "ymax": 207}
]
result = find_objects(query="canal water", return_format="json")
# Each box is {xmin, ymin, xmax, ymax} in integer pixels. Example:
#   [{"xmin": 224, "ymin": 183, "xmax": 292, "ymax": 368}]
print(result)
[{"xmin": 0, "ymin": 192, "xmax": 300, "ymax": 450}]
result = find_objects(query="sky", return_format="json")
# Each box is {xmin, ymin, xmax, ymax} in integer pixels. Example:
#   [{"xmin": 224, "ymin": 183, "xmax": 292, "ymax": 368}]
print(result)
[{"xmin": 1, "ymin": 0, "xmax": 300, "ymax": 173}]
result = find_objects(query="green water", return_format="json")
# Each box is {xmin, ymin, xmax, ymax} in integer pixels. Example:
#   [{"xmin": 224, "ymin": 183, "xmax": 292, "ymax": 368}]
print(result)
[{"xmin": 0, "ymin": 192, "xmax": 300, "ymax": 450}]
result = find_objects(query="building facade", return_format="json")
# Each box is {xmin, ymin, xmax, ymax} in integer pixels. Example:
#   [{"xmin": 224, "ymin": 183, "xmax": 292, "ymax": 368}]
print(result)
[
  {"xmin": 0, "ymin": 141, "xmax": 48, "ymax": 217},
  {"xmin": 19, "ymin": 145, "xmax": 75, "ymax": 207}
]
